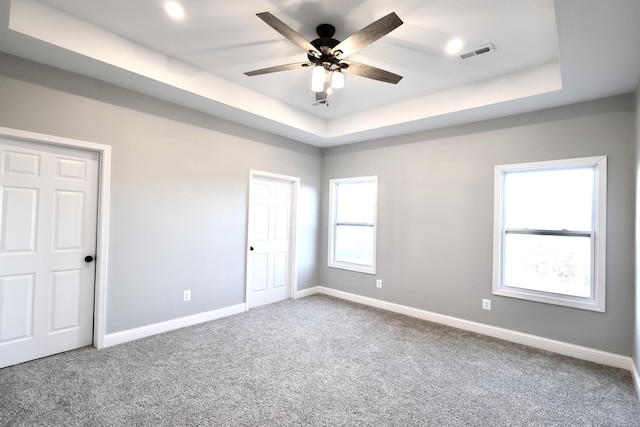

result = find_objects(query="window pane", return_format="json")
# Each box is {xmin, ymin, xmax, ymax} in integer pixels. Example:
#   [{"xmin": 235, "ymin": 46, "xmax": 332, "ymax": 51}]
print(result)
[
  {"xmin": 335, "ymin": 225, "xmax": 374, "ymax": 266},
  {"xmin": 336, "ymin": 181, "xmax": 375, "ymax": 223},
  {"xmin": 504, "ymin": 167, "xmax": 593, "ymax": 230},
  {"xmin": 503, "ymin": 233, "xmax": 591, "ymax": 298}
]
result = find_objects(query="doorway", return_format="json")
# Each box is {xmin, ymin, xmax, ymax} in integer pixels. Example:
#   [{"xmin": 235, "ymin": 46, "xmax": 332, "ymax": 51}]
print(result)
[
  {"xmin": 246, "ymin": 171, "xmax": 299, "ymax": 309},
  {"xmin": 0, "ymin": 128, "xmax": 110, "ymax": 367}
]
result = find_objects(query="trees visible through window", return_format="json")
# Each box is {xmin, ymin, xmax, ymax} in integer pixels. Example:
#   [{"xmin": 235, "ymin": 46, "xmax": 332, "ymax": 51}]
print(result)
[{"xmin": 493, "ymin": 156, "xmax": 607, "ymax": 311}]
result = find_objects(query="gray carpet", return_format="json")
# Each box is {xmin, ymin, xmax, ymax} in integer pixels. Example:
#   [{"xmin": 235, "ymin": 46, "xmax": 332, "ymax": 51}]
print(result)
[{"xmin": 1, "ymin": 295, "xmax": 639, "ymax": 426}]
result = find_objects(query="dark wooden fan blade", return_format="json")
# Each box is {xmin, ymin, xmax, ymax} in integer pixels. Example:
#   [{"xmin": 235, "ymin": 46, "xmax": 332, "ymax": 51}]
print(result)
[
  {"xmin": 331, "ymin": 12, "xmax": 403, "ymax": 59},
  {"xmin": 341, "ymin": 61, "xmax": 403, "ymax": 84},
  {"xmin": 256, "ymin": 12, "xmax": 319, "ymax": 55},
  {"xmin": 245, "ymin": 62, "xmax": 313, "ymax": 76}
]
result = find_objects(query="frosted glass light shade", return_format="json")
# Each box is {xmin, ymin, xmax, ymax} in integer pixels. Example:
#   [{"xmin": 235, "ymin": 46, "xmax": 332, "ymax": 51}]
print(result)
[
  {"xmin": 331, "ymin": 70, "xmax": 344, "ymax": 89},
  {"xmin": 311, "ymin": 65, "xmax": 325, "ymax": 92}
]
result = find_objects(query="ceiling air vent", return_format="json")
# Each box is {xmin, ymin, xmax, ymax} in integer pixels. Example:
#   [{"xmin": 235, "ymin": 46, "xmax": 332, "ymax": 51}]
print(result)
[{"xmin": 459, "ymin": 44, "xmax": 494, "ymax": 60}]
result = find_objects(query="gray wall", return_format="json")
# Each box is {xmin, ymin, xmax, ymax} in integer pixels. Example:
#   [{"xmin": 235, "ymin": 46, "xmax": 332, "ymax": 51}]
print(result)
[
  {"xmin": 321, "ymin": 95, "xmax": 636, "ymax": 356},
  {"xmin": 0, "ymin": 53, "xmax": 322, "ymax": 334},
  {"xmin": 0, "ymin": 52, "xmax": 637, "ymax": 359},
  {"xmin": 635, "ymin": 83, "xmax": 640, "ymax": 372}
]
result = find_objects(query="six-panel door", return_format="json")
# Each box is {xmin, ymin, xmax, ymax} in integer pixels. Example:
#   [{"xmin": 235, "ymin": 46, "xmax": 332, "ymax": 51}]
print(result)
[
  {"xmin": 0, "ymin": 137, "xmax": 99, "ymax": 368},
  {"xmin": 247, "ymin": 177, "xmax": 293, "ymax": 309}
]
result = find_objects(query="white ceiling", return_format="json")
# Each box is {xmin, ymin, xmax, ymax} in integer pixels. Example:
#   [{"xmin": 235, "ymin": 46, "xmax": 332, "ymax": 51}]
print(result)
[{"xmin": 0, "ymin": 0, "xmax": 639, "ymax": 147}]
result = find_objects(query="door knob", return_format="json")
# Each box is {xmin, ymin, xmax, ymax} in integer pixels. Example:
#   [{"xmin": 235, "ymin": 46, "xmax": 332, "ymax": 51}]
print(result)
[
  {"xmin": 250, "ymin": 246, "xmax": 254, "ymax": 251},
  {"xmin": 84, "ymin": 255, "xmax": 94, "ymax": 262}
]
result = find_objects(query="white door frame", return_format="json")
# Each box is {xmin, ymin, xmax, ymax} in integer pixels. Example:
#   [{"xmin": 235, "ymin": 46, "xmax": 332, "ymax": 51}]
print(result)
[
  {"xmin": 0, "ymin": 127, "xmax": 111, "ymax": 349},
  {"xmin": 246, "ymin": 170, "xmax": 299, "ymax": 309}
]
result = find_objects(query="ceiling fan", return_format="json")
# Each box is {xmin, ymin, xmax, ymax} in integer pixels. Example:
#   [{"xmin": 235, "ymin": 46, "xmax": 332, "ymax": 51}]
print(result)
[{"xmin": 244, "ymin": 12, "xmax": 404, "ymax": 105}]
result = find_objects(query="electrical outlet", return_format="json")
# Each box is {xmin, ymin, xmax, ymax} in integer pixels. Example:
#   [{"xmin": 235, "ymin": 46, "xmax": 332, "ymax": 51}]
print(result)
[
  {"xmin": 183, "ymin": 290, "xmax": 191, "ymax": 301},
  {"xmin": 376, "ymin": 279, "xmax": 382, "ymax": 289},
  {"xmin": 482, "ymin": 298, "xmax": 491, "ymax": 310}
]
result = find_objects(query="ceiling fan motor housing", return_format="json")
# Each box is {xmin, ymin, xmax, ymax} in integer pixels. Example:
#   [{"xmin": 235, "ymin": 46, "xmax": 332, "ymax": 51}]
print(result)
[{"xmin": 308, "ymin": 24, "xmax": 342, "ymax": 67}]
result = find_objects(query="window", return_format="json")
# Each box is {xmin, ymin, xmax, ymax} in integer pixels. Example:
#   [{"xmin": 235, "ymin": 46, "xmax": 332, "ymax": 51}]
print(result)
[
  {"xmin": 492, "ymin": 156, "xmax": 607, "ymax": 312},
  {"xmin": 328, "ymin": 176, "xmax": 377, "ymax": 274}
]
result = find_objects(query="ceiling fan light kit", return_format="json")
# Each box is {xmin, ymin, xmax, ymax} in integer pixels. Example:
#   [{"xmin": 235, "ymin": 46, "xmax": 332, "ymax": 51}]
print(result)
[
  {"xmin": 331, "ymin": 69, "xmax": 344, "ymax": 89},
  {"xmin": 311, "ymin": 65, "xmax": 326, "ymax": 92},
  {"xmin": 245, "ymin": 11, "xmax": 404, "ymax": 106}
]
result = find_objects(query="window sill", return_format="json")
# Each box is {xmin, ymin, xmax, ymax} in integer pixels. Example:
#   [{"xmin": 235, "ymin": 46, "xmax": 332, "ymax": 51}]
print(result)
[
  {"xmin": 328, "ymin": 262, "xmax": 376, "ymax": 275},
  {"xmin": 493, "ymin": 286, "xmax": 604, "ymax": 312}
]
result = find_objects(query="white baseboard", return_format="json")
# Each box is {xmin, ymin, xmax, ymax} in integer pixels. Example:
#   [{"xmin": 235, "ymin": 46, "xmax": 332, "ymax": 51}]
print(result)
[
  {"xmin": 101, "ymin": 287, "xmax": 638, "ymax": 399},
  {"xmin": 300, "ymin": 286, "xmax": 633, "ymax": 371},
  {"xmin": 294, "ymin": 286, "xmax": 318, "ymax": 299},
  {"xmin": 102, "ymin": 303, "xmax": 246, "ymax": 348},
  {"xmin": 632, "ymin": 360, "xmax": 640, "ymax": 399}
]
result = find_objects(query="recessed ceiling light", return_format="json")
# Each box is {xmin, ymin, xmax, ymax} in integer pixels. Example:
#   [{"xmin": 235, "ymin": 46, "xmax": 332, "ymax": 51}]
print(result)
[
  {"xmin": 445, "ymin": 38, "xmax": 464, "ymax": 55},
  {"xmin": 164, "ymin": 1, "xmax": 185, "ymax": 20}
]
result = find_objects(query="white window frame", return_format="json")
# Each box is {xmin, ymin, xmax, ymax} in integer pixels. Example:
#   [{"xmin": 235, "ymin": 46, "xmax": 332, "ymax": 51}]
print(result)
[
  {"xmin": 492, "ymin": 156, "xmax": 607, "ymax": 312},
  {"xmin": 328, "ymin": 176, "xmax": 378, "ymax": 274}
]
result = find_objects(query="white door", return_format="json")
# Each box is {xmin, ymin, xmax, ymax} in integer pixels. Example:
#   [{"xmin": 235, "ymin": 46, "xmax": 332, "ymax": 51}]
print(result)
[
  {"xmin": 247, "ymin": 175, "xmax": 296, "ymax": 309},
  {"xmin": 0, "ymin": 137, "xmax": 99, "ymax": 368}
]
